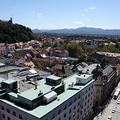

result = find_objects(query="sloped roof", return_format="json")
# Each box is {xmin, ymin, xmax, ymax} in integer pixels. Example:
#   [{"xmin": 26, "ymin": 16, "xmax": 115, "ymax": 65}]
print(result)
[{"xmin": 102, "ymin": 65, "xmax": 114, "ymax": 76}]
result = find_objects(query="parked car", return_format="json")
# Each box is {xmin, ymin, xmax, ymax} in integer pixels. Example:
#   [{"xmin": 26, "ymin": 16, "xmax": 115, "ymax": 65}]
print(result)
[
  {"xmin": 112, "ymin": 109, "xmax": 115, "ymax": 113},
  {"xmin": 117, "ymin": 99, "xmax": 120, "ymax": 104},
  {"xmin": 108, "ymin": 116, "xmax": 112, "ymax": 119}
]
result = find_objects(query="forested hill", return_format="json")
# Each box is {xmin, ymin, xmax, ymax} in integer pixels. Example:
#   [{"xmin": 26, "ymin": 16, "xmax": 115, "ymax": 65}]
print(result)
[{"xmin": 0, "ymin": 20, "xmax": 35, "ymax": 43}]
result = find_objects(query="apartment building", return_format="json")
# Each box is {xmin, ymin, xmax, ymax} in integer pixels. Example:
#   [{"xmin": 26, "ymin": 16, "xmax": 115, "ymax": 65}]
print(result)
[
  {"xmin": 92, "ymin": 65, "xmax": 116, "ymax": 106},
  {"xmin": 0, "ymin": 72, "xmax": 94, "ymax": 120}
]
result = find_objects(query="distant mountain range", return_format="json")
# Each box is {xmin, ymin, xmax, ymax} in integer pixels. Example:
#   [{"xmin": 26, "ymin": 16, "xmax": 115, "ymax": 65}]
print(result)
[{"xmin": 32, "ymin": 27, "xmax": 120, "ymax": 35}]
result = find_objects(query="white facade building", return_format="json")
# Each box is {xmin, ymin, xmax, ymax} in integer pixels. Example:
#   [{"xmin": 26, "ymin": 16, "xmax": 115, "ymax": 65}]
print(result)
[{"xmin": 0, "ymin": 73, "xmax": 94, "ymax": 120}]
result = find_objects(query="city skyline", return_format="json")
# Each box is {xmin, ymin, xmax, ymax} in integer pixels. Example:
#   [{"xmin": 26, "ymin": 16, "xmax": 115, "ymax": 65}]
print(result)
[{"xmin": 0, "ymin": 0, "xmax": 120, "ymax": 29}]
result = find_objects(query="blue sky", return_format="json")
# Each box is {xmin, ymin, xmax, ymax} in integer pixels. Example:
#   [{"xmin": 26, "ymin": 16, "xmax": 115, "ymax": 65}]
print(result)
[{"xmin": 0, "ymin": 0, "xmax": 120, "ymax": 29}]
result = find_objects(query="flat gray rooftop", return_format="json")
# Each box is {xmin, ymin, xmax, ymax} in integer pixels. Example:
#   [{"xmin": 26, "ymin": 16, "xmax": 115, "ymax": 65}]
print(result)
[
  {"xmin": 18, "ymin": 79, "xmax": 52, "ymax": 100},
  {"xmin": 0, "ymin": 73, "xmax": 94, "ymax": 119},
  {"xmin": 2, "ymin": 79, "xmax": 17, "ymax": 84},
  {"xmin": 46, "ymin": 75, "xmax": 61, "ymax": 80},
  {"xmin": 0, "ymin": 66, "xmax": 20, "ymax": 73},
  {"xmin": 0, "ymin": 66, "xmax": 51, "ymax": 92}
]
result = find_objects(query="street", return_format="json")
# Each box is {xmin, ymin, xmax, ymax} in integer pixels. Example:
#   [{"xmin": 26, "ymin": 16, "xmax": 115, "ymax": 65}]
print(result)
[{"xmin": 93, "ymin": 81, "xmax": 120, "ymax": 120}]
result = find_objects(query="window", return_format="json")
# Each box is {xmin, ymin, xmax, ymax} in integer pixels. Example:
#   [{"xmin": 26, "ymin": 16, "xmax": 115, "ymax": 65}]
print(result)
[
  {"xmin": 77, "ymin": 109, "xmax": 79, "ymax": 113},
  {"xmin": 69, "ymin": 101, "xmax": 72, "ymax": 106},
  {"xmin": 87, "ymin": 105, "xmax": 89, "ymax": 108},
  {"xmin": 80, "ymin": 111, "xmax": 82, "ymax": 115},
  {"xmin": 19, "ymin": 115, "xmax": 22, "ymax": 119},
  {"xmin": 74, "ymin": 97, "xmax": 77, "ymax": 102},
  {"xmin": 64, "ymin": 113, "xmax": 66, "ymax": 118},
  {"xmin": 52, "ymin": 114, "xmax": 55, "ymax": 119},
  {"xmin": 81, "ymin": 104, "xmax": 83, "ymax": 109},
  {"xmin": 73, "ymin": 112, "xmax": 75, "ymax": 116},
  {"xmin": 90, "ymin": 103, "xmax": 92, "ymax": 106},
  {"xmin": 58, "ymin": 117, "xmax": 61, "ymax": 120},
  {"xmin": 69, "ymin": 109, "xmax": 71, "ymax": 113},
  {"xmin": 78, "ymin": 95, "xmax": 80, "ymax": 99},
  {"xmin": 58, "ymin": 109, "xmax": 61, "ymax": 114},
  {"xmin": 7, "ymin": 117, "xmax": 11, "ymax": 120},
  {"xmin": 13, "ymin": 111, "xmax": 16, "ymax": 116},
  {"xmin": 89, "ymin": 87, "xmax": 90, "ymax": 90},
  {"xmin": 1, "ymin": 106, "xmax": 4, "ymax": 110},
  {"xmin": 64, "ymin": 105, "xmax": 67, "ymax": 110},
  {"xmin": 7, "ymin": 108, "xmax": 10, "ymax": 113},
  {"xmin": 69, "ymin": 116, "xmax": 71, "ymax": 120},
  {"xmin": 2, "ymin": 114, "xmax": 5, "ymax": 118},
  {"xmin": 74, "ymin": 105, "xmax": 76, "ymax": 110}
]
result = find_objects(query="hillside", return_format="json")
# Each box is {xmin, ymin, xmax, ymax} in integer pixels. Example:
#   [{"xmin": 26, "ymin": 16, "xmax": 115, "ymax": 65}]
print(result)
[
  {"xmin": 33, "ymin": 27, "xmax": 120, "ymax": 36},
  {"xmin": 0, "ymin": 19, "xmax": 35, "ymax": 43}
]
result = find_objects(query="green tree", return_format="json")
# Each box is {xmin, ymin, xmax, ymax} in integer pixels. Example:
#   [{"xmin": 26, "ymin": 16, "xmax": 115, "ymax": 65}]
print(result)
[{"xmin": 0, "ymin": 20, "xmax": 35, "ymax": 43}]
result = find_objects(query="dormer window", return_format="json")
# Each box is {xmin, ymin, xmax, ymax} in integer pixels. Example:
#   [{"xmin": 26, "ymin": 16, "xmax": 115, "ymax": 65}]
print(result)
[{"xmin": 102, "ymin": 75, "xmax": 108, "ymax": 82}]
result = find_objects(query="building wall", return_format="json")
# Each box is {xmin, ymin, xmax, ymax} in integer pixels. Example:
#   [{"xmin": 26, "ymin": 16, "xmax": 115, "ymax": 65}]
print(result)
[
  {"xmin": 0, "ymin": 101, "xmax": 38, "ymax": 120},
  {"xmin": 93, "ymin": 69, "xmax": 116, "ymax": 107},
  {"xmin": 93, "ymin": 84, "xmax": 103, "ymax": 106},
  {"xmin": 41, "ymin": 82, "xmax": 94, "ymax": 120}
]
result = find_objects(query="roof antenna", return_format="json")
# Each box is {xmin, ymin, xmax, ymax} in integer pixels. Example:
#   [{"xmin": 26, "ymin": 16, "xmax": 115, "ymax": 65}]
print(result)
[
  {"xmin": 38, "ymin": 90, "xmax": 42, "ymax": 96},
  {"xmin": 34, "ymin": 77, "xmax": 37, "ymax": 90}
]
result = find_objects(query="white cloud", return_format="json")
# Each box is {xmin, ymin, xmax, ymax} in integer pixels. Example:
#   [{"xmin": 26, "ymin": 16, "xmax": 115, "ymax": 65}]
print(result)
[
  {"xmin": 89, "ymin": 7, "xmax": 96, "ymax": 10},
  {"xmin": 32, "ymin": 11, "xmax": 42, "ymax": 18},
  {"xmin": 36, "ymin": 12, "xmax": 42, "ymax": 18},
  {"xmin": 84, "ymin": 6, "xmax": 96, "ymax": 12},
  {"xmin": 85, "ymin": 9, "xmax": 89, "ymax": 12}
]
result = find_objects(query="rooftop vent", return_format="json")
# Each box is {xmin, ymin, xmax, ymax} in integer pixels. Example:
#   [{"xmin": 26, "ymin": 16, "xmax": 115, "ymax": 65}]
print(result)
[
  {"xmin": 51, "ymin": 86, "xmax": 55, "ymax": 90},
  {"xmin": 76, "ymin": 74, "xmax": 92, "ymax": 85},
  {"xmin": 46, "ymin": 75, "xmax": 61, "ymax": 86},
  {"xmin": 43, "ymin": 91, "xmax": 57, "ymax": 103},
  {"xmin": 68, "ymin": 82, "xmax": 74, "ymax": 88},
  {"xmin": 38, "ymin": 91, "xmax": 43, "ymax": 96},
  {"xmin": 2, "ymin": 79, "xmax": 17, "ymax": 92}
]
